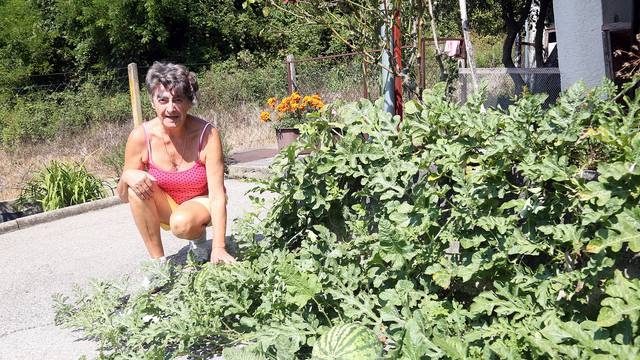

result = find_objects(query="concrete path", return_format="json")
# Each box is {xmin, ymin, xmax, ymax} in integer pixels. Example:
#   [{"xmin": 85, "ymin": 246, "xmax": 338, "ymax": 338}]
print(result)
[
  {"xmin": 0, "ymin": 179, "xmax": 266, "ymax": 360},
  {"xmin": 227, "ymin": 148, "xmax": 275, "ymax": 180}
]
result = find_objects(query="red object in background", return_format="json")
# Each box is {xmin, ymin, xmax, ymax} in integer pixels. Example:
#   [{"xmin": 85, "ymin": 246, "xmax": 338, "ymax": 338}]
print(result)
[
  {"xmin": 392, "ymin": 3, "xmax": 403, "ymax": 120},
  {"xmin": 283, "ymin": 0, "xmax": 297, "ymax": 3}
]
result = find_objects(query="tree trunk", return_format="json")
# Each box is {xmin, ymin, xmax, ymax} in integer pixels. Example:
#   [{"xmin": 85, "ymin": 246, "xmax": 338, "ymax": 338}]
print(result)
[
  {"xmin": 534, "ymin": 0, "xmax": 551, "ymax": 67},
  {"xmin": 500, "ymin": 0, "xmax": 533, "ymax": 93}
]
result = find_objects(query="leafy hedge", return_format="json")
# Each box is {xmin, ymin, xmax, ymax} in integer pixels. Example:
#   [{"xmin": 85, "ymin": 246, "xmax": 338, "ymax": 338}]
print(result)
[
  {"xmin": 0, "ymin": 80, "xmax": 132, "ymax": 147},
  {"xmin": 54, "ymin": 79, "xmax": 640, "ymax": 359}
]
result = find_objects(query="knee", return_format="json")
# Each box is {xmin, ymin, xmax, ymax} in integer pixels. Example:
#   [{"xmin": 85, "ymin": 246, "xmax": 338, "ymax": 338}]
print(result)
[
  {"xmin": 127, "ymin": 188, "xmax": 143, "ymax": 203},
  {"xmin": 127, "ymin": 185, "xmax": 157, "ymax": 204},
  {"xmin": 169, "ymin": 212, "xmax": 201, "ymax": 239}
]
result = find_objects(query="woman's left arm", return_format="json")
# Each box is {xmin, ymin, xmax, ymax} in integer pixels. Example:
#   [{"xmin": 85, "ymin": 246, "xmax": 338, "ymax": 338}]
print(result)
[{"xmin": 203, "ymin": 125, "xmax": 236, "ymax": 264}]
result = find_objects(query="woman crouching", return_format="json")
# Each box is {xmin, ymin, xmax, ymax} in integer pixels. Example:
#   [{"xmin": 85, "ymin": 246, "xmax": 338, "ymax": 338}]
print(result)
[{"xmin": 117, "ymin": 61, "xmax": 235, "ymax": 265}]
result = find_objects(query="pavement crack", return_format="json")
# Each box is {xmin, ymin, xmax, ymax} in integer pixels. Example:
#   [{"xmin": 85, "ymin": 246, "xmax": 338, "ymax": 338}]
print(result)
[{"xmin": 0, "ymin": 322, "xmax": 54, "ymax": 339}]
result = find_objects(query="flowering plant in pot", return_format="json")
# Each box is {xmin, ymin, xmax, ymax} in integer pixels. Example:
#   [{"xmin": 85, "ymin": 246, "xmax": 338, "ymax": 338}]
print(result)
[{"xmin": 259, "ymin": 92, "xmax": 325, "ymax": 150}]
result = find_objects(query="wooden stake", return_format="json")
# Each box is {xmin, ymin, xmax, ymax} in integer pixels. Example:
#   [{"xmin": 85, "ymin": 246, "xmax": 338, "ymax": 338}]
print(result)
[
  {"xmin": 392, "ymin": 0, "xmax": 403, "ymax": 119},
  {"xmin": 362, "ymin": 61, "xmax": 369, "ymax": 99},
  {"xmin": 127, "ymin": 63, "xmax": 143, "ymax": 127},
  {"xmin": 428, "ymin": 0, "xmax": 442, "ymax": 55},
  {"xmin": 286, "ymin": 55, "xmax": 297, "ymax": 95},
  {"xmin": 458, "ymin": 0, "xmax": 479, "ymax": 91}
]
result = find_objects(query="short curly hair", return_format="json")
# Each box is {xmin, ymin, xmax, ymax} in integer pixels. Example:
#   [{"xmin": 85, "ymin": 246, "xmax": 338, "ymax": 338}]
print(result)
[{"xmin": 145, "ymin": 62, "xmax": 199, "ymax": 106}]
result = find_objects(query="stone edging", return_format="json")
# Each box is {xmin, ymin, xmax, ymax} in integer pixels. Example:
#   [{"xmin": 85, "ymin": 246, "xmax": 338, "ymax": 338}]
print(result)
[{"xmin": 0, "ymin": 196, "xmax": 122, "ymax": 235}]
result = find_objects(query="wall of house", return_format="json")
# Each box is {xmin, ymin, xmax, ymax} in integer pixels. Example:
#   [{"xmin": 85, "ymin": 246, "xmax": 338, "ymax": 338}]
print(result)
[
  {"xmin": 553, "ymin": 0, "xmax": 606, "ymax": 89},
  {"xmin": 602, "ymin": 0, "xmax": 632, "ymax": 24}
]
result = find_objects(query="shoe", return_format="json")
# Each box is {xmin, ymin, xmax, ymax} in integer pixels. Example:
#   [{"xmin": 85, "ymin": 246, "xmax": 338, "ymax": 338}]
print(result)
[{"xmin": 189, "ymin": 232, "xmax": 210, "ymax": 262}]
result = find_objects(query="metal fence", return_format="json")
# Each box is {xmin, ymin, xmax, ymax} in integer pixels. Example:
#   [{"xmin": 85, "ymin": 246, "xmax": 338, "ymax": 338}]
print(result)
[
  {"xmin": 458, "ymin": 67, "xmax": 561, "ymax": 108},
  {"xmin": 0, "ymin": 67, "xmax": 133, "ymax": 96},
  {"xmin": 285, "ymin": 38, "xmax": 465, "ymax": 103},
  {"xmin": 286, "ymin": 52, "xmax": 379, "ymax": 104},
  {"xmin": 286, "ymin": 47, "xmax": 562, "ymax": 109}
]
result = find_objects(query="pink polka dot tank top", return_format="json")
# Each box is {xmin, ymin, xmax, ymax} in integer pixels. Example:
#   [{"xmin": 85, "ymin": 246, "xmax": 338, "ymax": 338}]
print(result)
[{"xmin": 142, "ymin": 122, "xmax": 210, "ymax": 204}]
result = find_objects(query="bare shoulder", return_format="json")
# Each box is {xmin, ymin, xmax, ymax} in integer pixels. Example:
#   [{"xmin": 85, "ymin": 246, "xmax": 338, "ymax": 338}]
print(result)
[
  {"xmin": 195, "ymin": 118, "xmax": 222, "ymax": 163},
  {"xmin": 194, "ymin": 117, "xmax": 220, "ymax": 142},
  {"xmin": 127, "ymin": 123, "xmax": 147, "ymax": 146},
  {"xmin": 123, "ymin": 122, "xmax": 152, "ymax": 168}
]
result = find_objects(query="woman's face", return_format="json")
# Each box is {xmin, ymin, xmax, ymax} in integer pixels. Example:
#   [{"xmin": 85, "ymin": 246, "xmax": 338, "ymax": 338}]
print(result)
[{"xmin": 151, "ymin": 84, "xmax": 192, "ymax": 129}]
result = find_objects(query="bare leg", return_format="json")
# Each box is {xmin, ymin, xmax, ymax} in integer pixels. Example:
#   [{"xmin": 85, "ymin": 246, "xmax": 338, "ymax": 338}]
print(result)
[
  {"xmin": 169, "ymin": 201, "xmax": 211, "ymax": 240},
  {"xmin": 127, "ymin": 183, "xmax": 172, "ymax": 258}
]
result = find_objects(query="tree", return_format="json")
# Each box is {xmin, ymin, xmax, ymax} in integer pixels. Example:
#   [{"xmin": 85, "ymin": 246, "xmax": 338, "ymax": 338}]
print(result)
[
  {"xmin": 495, "ymin": 0, "xmax": 557, "ymax": 92},
  {"xmin": 499, "ymin": 0, "xmax": 533, "ymax": 91},
  {"xmin": 0, "ymin": 0, "xmax": 341, "ymax": 91},
  {"xmin": 0, "ymin": 0, "xmax": 59, "ymax": 88},
  {"xmin": 534, "ymin": 0, "xmax": 552, "ymax": 67}
]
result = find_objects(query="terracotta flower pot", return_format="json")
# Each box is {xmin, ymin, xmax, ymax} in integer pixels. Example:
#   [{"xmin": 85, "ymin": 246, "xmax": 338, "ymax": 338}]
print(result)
[{"xmin": 275, "ymin": 128, "xmax": 301, "ymax": 151}]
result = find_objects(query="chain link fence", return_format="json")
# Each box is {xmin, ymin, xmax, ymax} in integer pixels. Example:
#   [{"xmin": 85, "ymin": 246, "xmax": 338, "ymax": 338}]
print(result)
[
  {"xmin": 0, "ymin": 58, "xmax": 563, "ymax": 152},
  {"xmin": 0, "ymin": 63, "xmax": 282, "ymax": 153},
  {"xmin": 288, "ymin": 53, "xmax": 379, "ymax": 103},
  {"xmin": 287, "ymin": 39, "xmax": 467, "ymax": 104},
  {"xmin": 457, "ymin": 67, "xmax": 561, "ymax": 108},
  {"xmin": 287, "ymin": 42, "xmax": 562, "ymax": 110}
]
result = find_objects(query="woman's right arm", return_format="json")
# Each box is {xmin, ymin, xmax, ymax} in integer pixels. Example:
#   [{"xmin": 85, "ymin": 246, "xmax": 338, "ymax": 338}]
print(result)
[{"xmin": 117, "ymin": 126, "xmax": 148, "ymax": 203}]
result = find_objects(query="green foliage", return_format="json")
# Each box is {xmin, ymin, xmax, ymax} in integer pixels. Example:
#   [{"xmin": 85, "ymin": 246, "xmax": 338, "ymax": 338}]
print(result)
[
  {"xmin": 472, "ymin": 34, "xmax": 504, "ymax": 68},
  {"xmin": 223, "ymin": 347, "xmax": 268, "ymax": 360},
  {"xmin": 0, "ymin": 76, "xmax": 131, "ymax": 147},
  {"xmin": 198, "ymin": 58, "xmax": 287, "ymax": 109},
  {"xmin": 0, "ymin": 0, "xmax": 340, "ymax": 91},
  {"xmin": 18, "ymin": 160, "xmax": 106, "ymax": 211},
  {"xmin": 0, "ymin": 0, "xmax": 58, "ymax": 87},
  {"xmin": 54, "ymin": 79, "xmax": 640, "ymax": 359}
]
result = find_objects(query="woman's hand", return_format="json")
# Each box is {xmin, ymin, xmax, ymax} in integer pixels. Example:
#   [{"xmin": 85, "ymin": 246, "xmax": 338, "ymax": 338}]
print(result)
[
  {"xmin": 124, "ymin": 170, "xmax": 157, "ymax": 200},
  {"xmin": 210, "ymin": 247, "xmax": 236, "ymax": 264}
]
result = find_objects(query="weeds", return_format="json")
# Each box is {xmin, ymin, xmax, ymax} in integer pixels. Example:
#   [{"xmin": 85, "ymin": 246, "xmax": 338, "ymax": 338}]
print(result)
[{"xmin": 17, "ymin": 160, "xmax": 106, "ymax": 211}]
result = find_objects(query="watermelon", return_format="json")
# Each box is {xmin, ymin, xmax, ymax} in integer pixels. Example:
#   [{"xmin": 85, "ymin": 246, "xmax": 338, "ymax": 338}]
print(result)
[
  {"xmin": 222, "ymin": 346, "xmax": 266, "ymax": 360},
  {"xmin": 311, "ymin": 323, "xmax": 382, "ymax": 360}
]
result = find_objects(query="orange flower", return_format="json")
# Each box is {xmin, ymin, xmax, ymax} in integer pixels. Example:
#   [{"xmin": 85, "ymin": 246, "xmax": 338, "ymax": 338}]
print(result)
[
  {"xmin": 302, "ymin": 96, "xmax": 312, "ymax": 106},
  {"xmin": 276, "ymin": 101, "xmax": 289, "ymax": 112},
  {"xmin": 262, "ymin": 93, "xmax": 325, "ymax": 127},
  {"xmin": 290, "ymin": 101, "xmax": 303, "ymax": 111}
]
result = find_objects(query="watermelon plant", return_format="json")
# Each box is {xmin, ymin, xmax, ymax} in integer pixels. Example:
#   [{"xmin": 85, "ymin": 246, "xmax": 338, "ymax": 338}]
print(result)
[
  {"xmin": 311, "ymin": 323, "xmax": 382, "ymax": 359},
  {"xmin": 54, "ymin": 78, "xmax": 640, "ymax": 359}
]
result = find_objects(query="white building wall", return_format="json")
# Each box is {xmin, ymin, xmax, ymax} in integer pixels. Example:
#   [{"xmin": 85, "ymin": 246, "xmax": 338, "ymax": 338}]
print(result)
[{"xmin": 553, "ymin": 0, "xmax": 606, "ymax": 89}]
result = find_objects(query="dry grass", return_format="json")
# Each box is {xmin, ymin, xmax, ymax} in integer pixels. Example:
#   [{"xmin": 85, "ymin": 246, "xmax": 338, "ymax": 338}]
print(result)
[
  {"xmin": 194, "ymin": 103, "xmax": 276, "ymax": 152},
  {"xmin": 0, "ymin": 104, "xmax": 277, "ymax": 201}
]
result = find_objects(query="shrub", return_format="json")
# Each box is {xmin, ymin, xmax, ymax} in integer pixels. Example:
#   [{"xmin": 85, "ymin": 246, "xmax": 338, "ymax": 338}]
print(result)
[
  {"xmin": 1, "ymin": 75, "xmax": 132, "ymax": 148},
  {"xmin": 17, "ymin": 160, "xmax": 106, "ymax": 211},
  {"xmin": 198, "ymin": 58, "xmax": 287, "ymax": 109}
]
